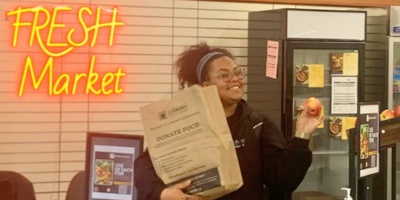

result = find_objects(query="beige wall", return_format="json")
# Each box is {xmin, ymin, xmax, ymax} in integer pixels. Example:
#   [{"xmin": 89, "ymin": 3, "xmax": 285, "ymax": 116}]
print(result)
[{"xmin": 0, "ymin": 0, "xmax": 386, "ymax": 199}]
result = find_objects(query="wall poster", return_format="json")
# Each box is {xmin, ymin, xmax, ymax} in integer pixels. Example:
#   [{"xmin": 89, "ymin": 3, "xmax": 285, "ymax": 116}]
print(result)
[
  {"xmin": 358, "ymin": 103, "xmax": 380, "ymax": 178},
  {"xmin": 85, "ymin": 132, "xmax": 144, "ymax": 200}
]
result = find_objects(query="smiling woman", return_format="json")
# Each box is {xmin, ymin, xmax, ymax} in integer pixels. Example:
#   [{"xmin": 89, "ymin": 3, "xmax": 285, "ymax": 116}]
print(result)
[{"xmin": 134, "ymin": 42, "xmax": 324, "ymax": 200}]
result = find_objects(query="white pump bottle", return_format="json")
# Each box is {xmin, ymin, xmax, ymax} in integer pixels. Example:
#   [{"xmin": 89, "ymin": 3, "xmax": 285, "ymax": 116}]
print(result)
[{"xmin": 341, "ymin": 187, "xmax": 353, "ymax": 200}]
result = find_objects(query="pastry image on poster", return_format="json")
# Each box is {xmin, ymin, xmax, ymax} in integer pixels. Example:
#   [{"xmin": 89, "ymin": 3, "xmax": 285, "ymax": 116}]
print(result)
[
  {"xmin": 360, "ymin": 124, "xmax": 369, "ymax": 160},
  {"xmin": 95, "ymin": 159, "xmax": 114, "ymax": 186},
  {"xmin": 331, "ymin": 53, "xmax": 344, "ymax": 74},
  {"xmin": 295, "ymin": 64, "xmax": 309, "ymax": 86},
  {"xmin": 329, "ymin": 117, "xmax": 342, "ymax": 139}
]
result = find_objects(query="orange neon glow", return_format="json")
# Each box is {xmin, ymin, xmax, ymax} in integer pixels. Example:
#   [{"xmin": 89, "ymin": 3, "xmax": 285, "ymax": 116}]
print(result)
[
  {"xmin": 7, "ymin": 7, "xmax": 34, "ymax": 47},
  {"xmin": 19, "ymin": 56, "xmax": 53, "ymax": 96},
  {"xmin": 47, "ymin": 6, "xmax": 71, "ymax": 47},
  {"xmin": 7, "ymin": 5, "xmax": 126, "ymax": 97},
  {"xmin": 7, "ymin": 6, "xmax": 124, "ymax": 57},
  {"xmin": 67, "ymin": 7, "xmax": 91, "ymax": 47},
  {"xmin": 18, "ymin": 55, "xmax": 126, "ymax": 96},
  {"xmin": 88, "ymin": 7, "xmax": 123, "ymax": 47}
]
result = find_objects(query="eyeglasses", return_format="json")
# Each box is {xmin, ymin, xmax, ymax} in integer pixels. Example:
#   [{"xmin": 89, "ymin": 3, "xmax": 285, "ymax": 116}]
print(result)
[{"xmin": 209, "ymin": 67, "xmax": 246, "ymax": 82}]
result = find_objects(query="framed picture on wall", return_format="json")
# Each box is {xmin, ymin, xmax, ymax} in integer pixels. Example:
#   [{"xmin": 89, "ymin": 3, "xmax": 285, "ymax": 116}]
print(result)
[{"xmin": 85, "ymin": 132, "xmax": 144, "ymax": 200}]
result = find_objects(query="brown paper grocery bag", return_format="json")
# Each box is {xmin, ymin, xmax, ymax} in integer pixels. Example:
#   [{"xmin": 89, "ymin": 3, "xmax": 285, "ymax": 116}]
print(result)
[{"xmin": 139, "ymin": 85, "xmax": 243, "ymax": 199}]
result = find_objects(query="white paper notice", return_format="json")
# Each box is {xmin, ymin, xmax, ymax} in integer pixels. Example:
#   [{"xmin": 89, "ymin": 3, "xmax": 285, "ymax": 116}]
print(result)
[
  {"xmin": 331, "ymin": 76, "xmax": 358, "ymax": 114},
  {"xmin": 266, "ymin": 40, "xmax": 279, "ymax": 79}
]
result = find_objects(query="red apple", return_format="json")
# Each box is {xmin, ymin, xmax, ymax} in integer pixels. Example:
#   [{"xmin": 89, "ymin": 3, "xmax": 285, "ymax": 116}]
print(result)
[
  {"xmin": 380, "ymin": 109, "xmax": 395, "ymax": 121},
  {"xmin": 394, "ymin": 105, "xmax": 400, "ymax": 117},
  {"xmin": 304, "ymin": 97, "xmax": 322, "ymax": 117}
]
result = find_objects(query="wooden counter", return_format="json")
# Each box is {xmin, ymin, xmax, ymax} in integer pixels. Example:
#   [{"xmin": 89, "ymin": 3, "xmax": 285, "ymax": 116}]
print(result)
[
  {"xmin": 380, "ymin": 117, "xmax": 400, "ymax": 148},
  {"xmin": 348, "ymin": 117, "xmax": 400, "ymax": 150}
]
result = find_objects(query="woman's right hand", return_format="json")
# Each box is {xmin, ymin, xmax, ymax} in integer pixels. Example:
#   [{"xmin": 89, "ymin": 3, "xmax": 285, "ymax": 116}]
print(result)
[
  {"xmin": 160, "ymin": 180, "xmax": 202, "ymax": 200},
  {"xmin": 295, "ymin": 104, "xmax": 324, "ymax": 139}
]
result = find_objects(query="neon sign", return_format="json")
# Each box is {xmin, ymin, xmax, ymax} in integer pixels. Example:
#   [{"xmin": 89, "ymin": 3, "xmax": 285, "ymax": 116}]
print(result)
[{"xmin": 7, "ymin": 6, "xmax": 126, "ymax": 96}]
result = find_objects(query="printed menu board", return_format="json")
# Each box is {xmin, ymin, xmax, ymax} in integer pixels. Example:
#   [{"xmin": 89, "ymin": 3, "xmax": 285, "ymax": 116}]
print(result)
[
  {"xmin": 86, "ymin": 132, "xmax": 144, "ymax": 200},
  {"xmin": 92, "ymin": 145, "xmax": 135, "ymax": 200},
  {"xmin": 358, "ymin": 103, "xmax": 380, "ymax": 178}
]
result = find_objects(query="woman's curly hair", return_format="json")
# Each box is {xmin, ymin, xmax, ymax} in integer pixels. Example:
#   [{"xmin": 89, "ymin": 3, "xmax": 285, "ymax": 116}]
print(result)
[{"xmin": 174, "ymin": 42, "xmax": 234, "ymax": 89}]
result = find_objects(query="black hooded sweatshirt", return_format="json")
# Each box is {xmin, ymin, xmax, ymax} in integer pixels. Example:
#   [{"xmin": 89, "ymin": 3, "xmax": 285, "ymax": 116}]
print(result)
[{"xmin": 134, "ymin": 99, "xmax": 312, "ymax": 200}]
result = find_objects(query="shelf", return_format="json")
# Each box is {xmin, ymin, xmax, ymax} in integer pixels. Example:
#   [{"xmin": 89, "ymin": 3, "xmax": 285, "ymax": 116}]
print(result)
[
  {"xmin": 307, "ymin": 158, "xmax": 327, "ymax": 172},
  {"xmin": 312, "ymin": 151, "xmax": 348, "ymax": 155},
  {"xmin": 379, "ymin": 118, "xmax": 400, "ymax": 147},
  {"xmin": 294, "ymin": 84, "xmax": 332, "ymax": 88}
]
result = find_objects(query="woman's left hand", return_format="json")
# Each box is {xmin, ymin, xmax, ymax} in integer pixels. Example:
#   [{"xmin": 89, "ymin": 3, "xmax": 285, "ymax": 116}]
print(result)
[{"xmin": 295, "ymin": 105, "xmax": 324, "ymax": 139}]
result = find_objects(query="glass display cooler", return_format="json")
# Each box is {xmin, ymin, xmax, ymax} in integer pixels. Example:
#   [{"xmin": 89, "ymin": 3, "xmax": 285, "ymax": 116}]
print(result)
[
  {"xmin": 387, "ymin": 34, "xmax": 400, "ymax": 200},
  {"xmin": 387, "ymin": 36, "xmax": 400, "ymax": 111},
  {"xmin": 388, "ymin": 6, "xmax": 400, "ymax": 200},
  {"xmin": 247, "ymin": 9, "xmax": 366, "ymax": 199}
]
